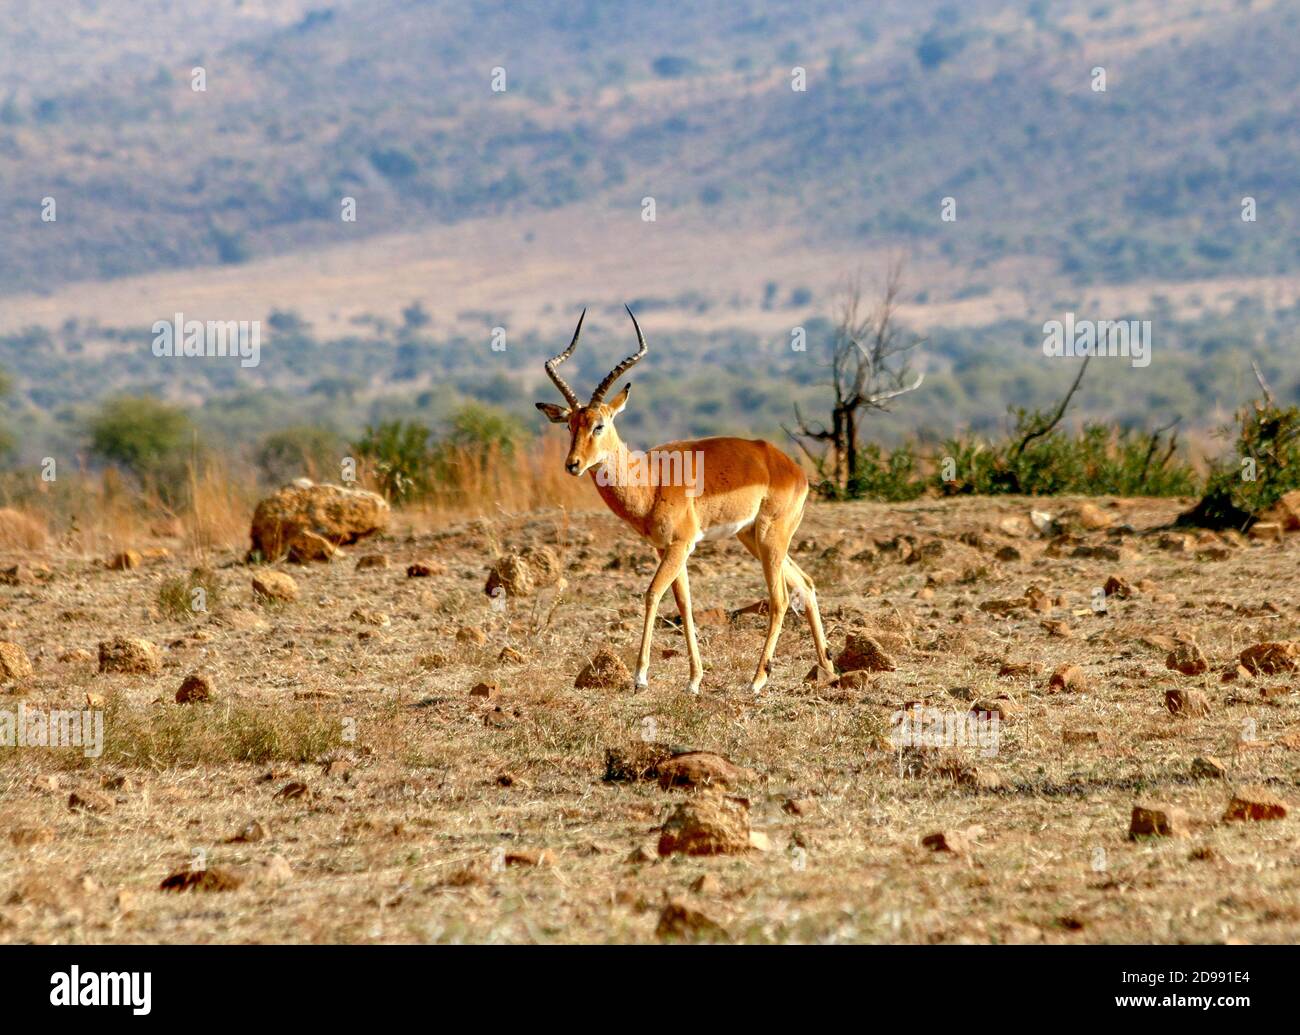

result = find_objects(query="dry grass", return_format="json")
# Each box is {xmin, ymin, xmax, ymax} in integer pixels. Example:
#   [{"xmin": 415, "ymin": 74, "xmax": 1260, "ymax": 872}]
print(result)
[{"xmin": 0, "ymin": 493, "xmax": 1297, "ymax": 944}]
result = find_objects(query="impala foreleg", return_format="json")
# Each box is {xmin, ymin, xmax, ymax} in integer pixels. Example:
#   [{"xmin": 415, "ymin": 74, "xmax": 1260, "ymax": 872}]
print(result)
[
  {"xmin": 634, "ymin": 542, "xmax": 691, "ymax": 689},
  {"xmin": 670, "ymin": 567, "xmax": 702, "ymax": 693}
]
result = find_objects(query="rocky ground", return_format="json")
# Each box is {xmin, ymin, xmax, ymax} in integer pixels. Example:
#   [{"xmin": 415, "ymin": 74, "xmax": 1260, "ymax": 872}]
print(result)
[{"xmin": 0, "ymin": 494, "xmax": 1297, "ymax": 944}]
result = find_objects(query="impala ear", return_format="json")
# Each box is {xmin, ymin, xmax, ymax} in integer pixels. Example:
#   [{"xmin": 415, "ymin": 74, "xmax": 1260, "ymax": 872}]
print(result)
[
  {"xmin": 535, "ymin": 402, "xmax": 571, "ymax": 424},
  {"xmin": 607, "ymin": 383, "xmax": 631, "ymax": 417}
]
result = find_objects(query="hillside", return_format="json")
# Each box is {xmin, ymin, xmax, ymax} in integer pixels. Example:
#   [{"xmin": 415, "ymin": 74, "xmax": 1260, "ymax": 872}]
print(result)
[{"xmin": 1, "ymin": 0, "xmax": 1297, "ymax": 296}]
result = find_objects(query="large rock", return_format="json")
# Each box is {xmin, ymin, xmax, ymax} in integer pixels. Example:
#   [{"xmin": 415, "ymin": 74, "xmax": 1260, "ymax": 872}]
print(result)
[
  {"xmin": 575, "ymin": 647, "xmax": 631, "ymax": 690},
  {"xmin": 658, "ymin": 796, "xmax": 757, "ymax": 856},
  {"xmin": 249, "ymin": 480, "xmax": 389, "ymax": 561},
  {"xmin": 98, "ymin": 637, "xmax": 162, "ymax": 675},
  {"xmin": 1238, "ymin": 641, "xmax": 1298, "ymax": 675},
  {"xmin": 485, "ymin": 546, "xmax": 562, "ymax": 599},
  {"xmin": 0, "ymin": 641, "xmax": 34, "ymax": 680}
]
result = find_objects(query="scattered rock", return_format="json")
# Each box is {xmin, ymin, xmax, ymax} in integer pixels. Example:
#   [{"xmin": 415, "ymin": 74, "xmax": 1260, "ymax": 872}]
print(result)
[
  {"xmin": 97, "ymin": 637, "xmax": 162, "ymax": 675},
  {"xmin": 1166, "ymin": 642, "xmax": 1209, "ymax": 676},
  {"xmin": 469, "ymin": 680, "xmax": 499, "ymax": 701},
  {"xmin": 68, "ymin": 789, "xmax": 115, "ymax": 814},
  {"xmin": 604, "ymin": 742, "xmax": 678, "ymax": 782},
  {"xmin": 656, "ymin": 898, "xmax": 728, "ymax": 941},
  {"xmin": 107, "ymin": 550, "xmax": 142, "ymax": 571},
  {"xmin": 1222, "ymin": 787, "xmax": 1288, "ymax": 822},
  {"xmin": 406, "ymin": 560, "xmax": 444, "ymax": 578},
  {"xmin": 1048, "ymin": 663, "xmax": 1088, "ymax": 693},
  {"xmin": 576, "ymin": 647, "xmax": 632, "ymax": 690},
  {"xmin": 1191, "ymin": 756, "xmax": 1227, "ymax": 780},
  {"xmin": 498, "ymin": 646, "xmax": 525, "ymax": 664},
  {"xmin": 175, "ymin": 672, "xmax": 214, "ymax": 704},
  {"xmin": 1165, "ymin": 688, "xmax": 1212, "ymax": 717},
  {"xmin": 1103, "ymin": 574, "xmax": 1135, "ymax": 599},
  {"xmin": 835, "ymin": 632, "xmax": 897, "ymax": 672},
  {"xmin": 287, "ymin": 530, "xmax": 336, "ymax": 563},
  {"xmin": 1129, "ymin": 804, "xmax": 1188, "ymax": 839},
  {"xmin": 657, "ymin": 752, "xmax": 756, "ymax": 791},
  {"xmin": 455, "ymin": 626, "xmax": 487, "ymax": 647},
  {"xmin": 228, "ymin": 819, "xmax": 268, "ymax": 843},
  {"xmin": 274, "ymin": 781, "xmax": 311, "ymax": 801},
  {"xmin": 349, "ymin": 607, "xmax": 390, "ymax": 627},
  {"xmin": 921, "ymin": 829, "xmax": 972, "ymax": 854},
  {"xmin": 1070, "ymin": 502, "xmax": 1115, "ymax": 531},
  {"xmin": 159, "ymin": 867, "xmax": 244, "ymax": 893},
  {"xmin": 251, "ymin": 571, "xmax": 299, "ymax": 604},
  {"xmin": 833, "ymin": 669, "xmax": 872, "ymax": 690},
  {"xmin": 0, "ymin": 641, "xmax": 34, "ymax": 680},
  {"xmin": 504, "ymin": 848, "xmax": 556, "ymax": 868},
  {"xmin": 1238, "ymin": 641, "xmax": 1298, "ymax": 676},
  {"xmin": 485, "ymin": 546, "xmax": 562, "ymax": 598},
  {"xmin": 356, "ymin": 553, "xmax": 390, "ymax": 570},
  {"xmin": 658, "ymin": 796, "xmax": 755, "ymax": 856}
]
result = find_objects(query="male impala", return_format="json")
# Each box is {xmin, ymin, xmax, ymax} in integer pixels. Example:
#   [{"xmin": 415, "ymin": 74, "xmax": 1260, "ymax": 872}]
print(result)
[{"xmin": 536, "ymin": 306, "xmax": 835, "ymax": 694}]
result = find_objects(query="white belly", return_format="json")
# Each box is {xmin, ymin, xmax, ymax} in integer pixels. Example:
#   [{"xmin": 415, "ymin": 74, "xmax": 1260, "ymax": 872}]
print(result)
[{"xmin": 698, "ymin": 519, "xmax": 752, "ymax": 542}]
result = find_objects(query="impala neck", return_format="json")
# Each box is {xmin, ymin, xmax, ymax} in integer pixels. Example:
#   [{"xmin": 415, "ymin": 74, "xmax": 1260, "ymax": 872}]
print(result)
[{"xmin": 589, "ymin": 436, "xmax": 655, "ymax": 533}]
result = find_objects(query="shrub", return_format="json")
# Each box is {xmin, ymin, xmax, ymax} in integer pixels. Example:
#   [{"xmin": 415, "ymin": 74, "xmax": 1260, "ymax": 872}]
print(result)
[
  {"xmin": 352, "ymin": 419, "xmax": 433, "ymax": 503},
  {"xmin": 87, "ymin": 395, "xmax": 194, "ymax": 503}
]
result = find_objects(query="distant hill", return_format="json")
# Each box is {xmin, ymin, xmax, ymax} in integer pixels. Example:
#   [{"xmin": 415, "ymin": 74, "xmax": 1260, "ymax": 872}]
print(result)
[{"xmin": 1, "ymin": 0, "xmax": 1297, "ymax": 294}]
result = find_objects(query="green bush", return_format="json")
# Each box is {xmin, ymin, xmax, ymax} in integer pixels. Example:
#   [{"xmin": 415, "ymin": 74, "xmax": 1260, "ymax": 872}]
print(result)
[
  {"xmin": 1180, "ymin": 399, "xmax": 1300, "ymax": 528},
  {"xmin": 87, "ymin": 395, "xmax": 194, "ymax": 503},
  {"xmin": 255, "ymin": 426, "xmax": 342, "ymax": 486},
  {"xmin": 352, "ymin": 419, "xmax": 433, "ymax": 503}
]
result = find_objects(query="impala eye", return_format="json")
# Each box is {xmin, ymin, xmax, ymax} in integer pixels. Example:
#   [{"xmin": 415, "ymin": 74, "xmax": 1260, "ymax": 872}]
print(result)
[{"xmin": 593, "ymin": 423, "xmax": 605, "ymax": 433}]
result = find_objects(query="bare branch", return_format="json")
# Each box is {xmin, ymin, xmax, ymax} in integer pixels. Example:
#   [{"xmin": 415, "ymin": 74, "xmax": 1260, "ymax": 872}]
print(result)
[
  {"xmin": 1012, "ymin": 355, "xmax": 1091, "ymax": 460},
  {"xmin": 1251, "ymin": 358, "xmax": 1275, "ymax": 405}
]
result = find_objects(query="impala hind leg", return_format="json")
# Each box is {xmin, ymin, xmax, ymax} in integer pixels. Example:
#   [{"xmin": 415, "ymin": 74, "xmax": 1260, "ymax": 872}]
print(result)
[
  {"xmin": 634, "ymin": 541, "xmax": 691, "ymax": 690},
  {"xmin": 751, "ymin": 540, "xmax": 790, "ymax": 693},
  {"xmin": 784, "ymin": 557, "xmax": 834, "ymax": 677}
]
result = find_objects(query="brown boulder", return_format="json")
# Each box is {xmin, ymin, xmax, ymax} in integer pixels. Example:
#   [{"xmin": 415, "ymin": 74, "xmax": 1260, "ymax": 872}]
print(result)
[
  {"xmin": 176, "ymin": 672, "xmax": 214, "ymax": 704},
  {"xmin": 1238, "ymin": 641, "xmax": 1298, "ymax": 676},
  {"xmin": 656, "ymin": 899, "xmax": 728, "ymax": 942},
  {"xmin": 1129, "ymin": 804, "xmax": 1188, "ymax": 839},
  {"xmin": 1223, "ymin": 787, "xmax": 1288, "ymax": 822},
  {"xmin": 98, "ymin": 637, "xmax": 162, "ymax": 675},
  {"xmin": 1165, "ymin": 688, "xmax": 1212, "ymax": 716},
  {"xmin": 0, "ymin": 641, "xmax": 34, "ymax": 680},
  {"xmin": 658, "ymin": 796, "xmax": 754, "ymax": 856},
  {"xmin": 575, "ymin": 647, "xmax": 631, "ymax": 690},
  {"xmin": 251, "ymin": 571, "xmax": 299, "ymax": 603},
  {"xmin": 287, "ymin": 530, "xmax": 336, "ymax": 564},
  {"xmin": 657, "ymin": 752, "xmax": 756, "ymax": 791},
  {"xmin": 835, "ymin": 632, "xmax": 897, "ymax": 672},
  {"xmin": 1166, "ymin": 642, "xmax": 1208, "ymax": 676},
  {"xmin": 249, "ymin": 480, "xmax": 389, "ymax": 561},
  {"xmin": 485, "ymin": 546, "xmax": 562, "ymax": 599}
]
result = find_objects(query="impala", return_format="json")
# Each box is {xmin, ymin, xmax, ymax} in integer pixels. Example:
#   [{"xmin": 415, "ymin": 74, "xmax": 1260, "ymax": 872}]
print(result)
[{"xmin": 536, "ymin": 306, "xmax": 835, "ymax": 694}]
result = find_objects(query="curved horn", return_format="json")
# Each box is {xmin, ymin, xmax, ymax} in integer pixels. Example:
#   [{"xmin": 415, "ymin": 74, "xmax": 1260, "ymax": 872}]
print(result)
[
  {"xmin": 543, "ymin": 308, "xmax": 585, "ymax": 408},
  {"xmin": 590, "ymin": 304, "xmax": 648, "ymax": 404}
]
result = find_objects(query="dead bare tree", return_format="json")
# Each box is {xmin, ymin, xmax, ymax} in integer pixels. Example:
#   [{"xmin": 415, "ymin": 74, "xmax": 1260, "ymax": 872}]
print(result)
[{"xmin": 784, "ymin": 258, "xmax": 925, "ymax": 496}]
